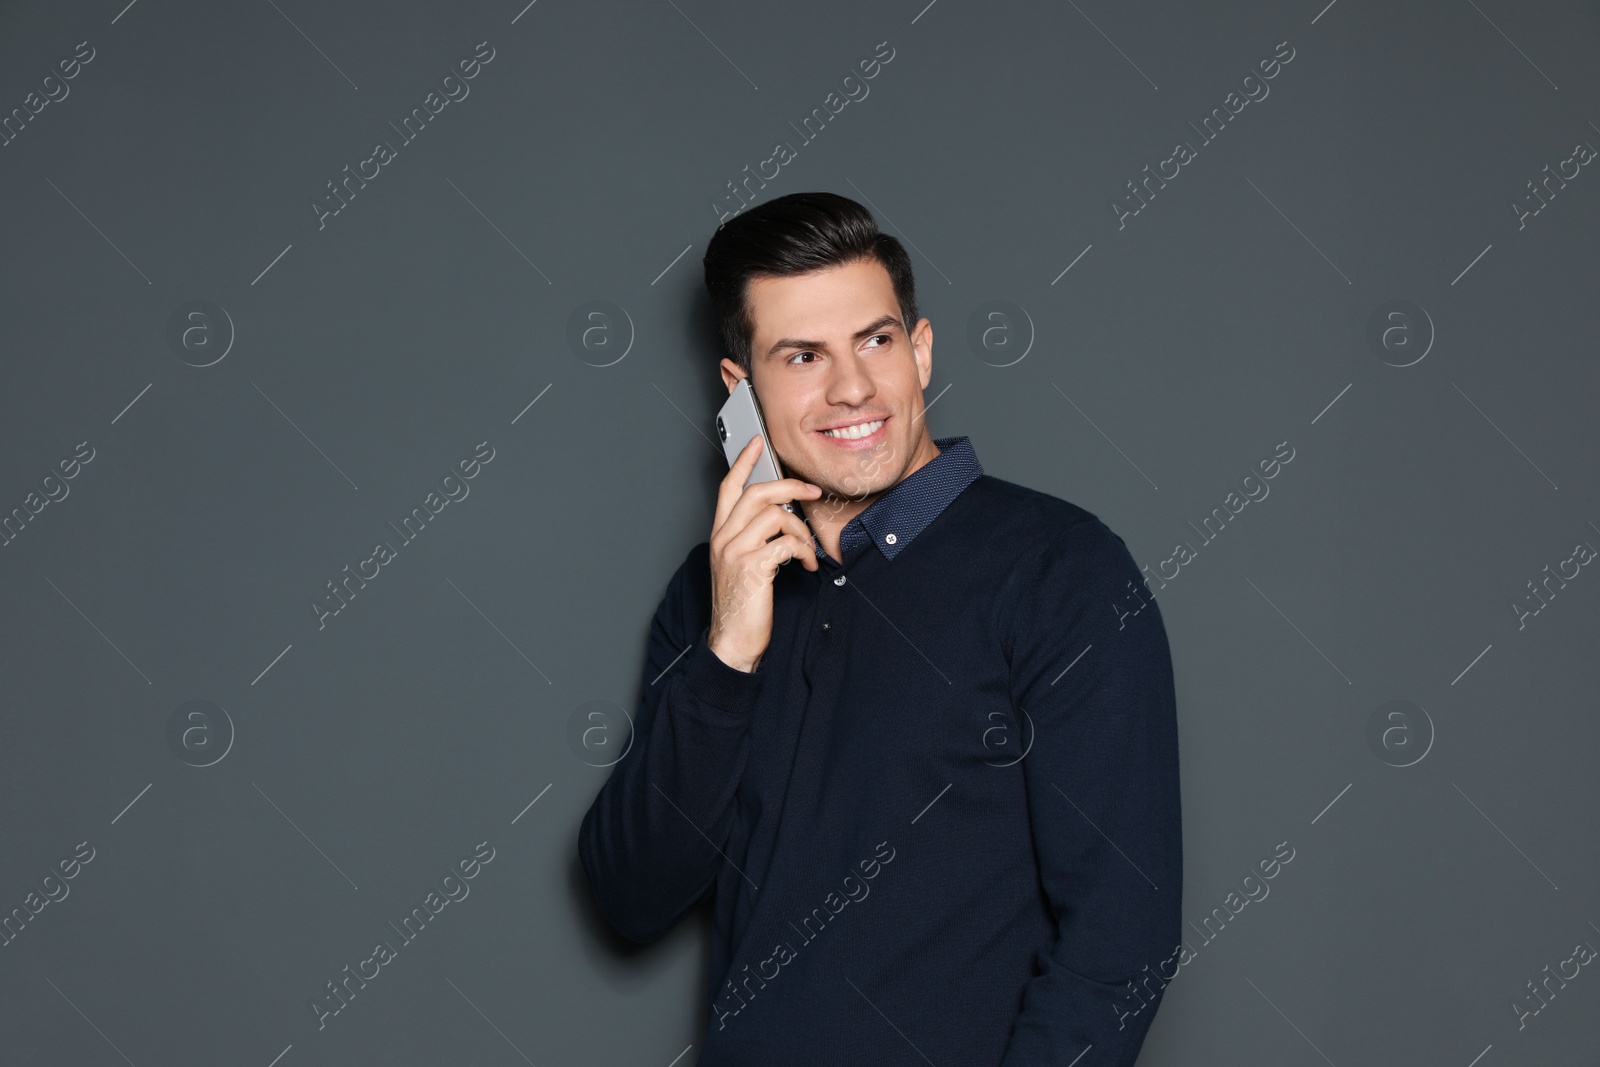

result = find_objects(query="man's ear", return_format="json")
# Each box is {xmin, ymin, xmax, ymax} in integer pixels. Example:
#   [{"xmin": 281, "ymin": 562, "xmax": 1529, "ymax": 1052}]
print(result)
[
  {"xmin": 720, "ymin": 358, "xmax": 747, "ymax": 394},
  {"xmin": 911, "ymin": 318, "xmax": 933, "ymax": 390}
]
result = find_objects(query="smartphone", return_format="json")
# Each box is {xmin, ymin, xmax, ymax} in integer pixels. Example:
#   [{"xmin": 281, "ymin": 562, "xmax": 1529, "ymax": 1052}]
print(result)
[{"xmin": 716, "ymin": 378, "xmax": 796, "ymax": 514}]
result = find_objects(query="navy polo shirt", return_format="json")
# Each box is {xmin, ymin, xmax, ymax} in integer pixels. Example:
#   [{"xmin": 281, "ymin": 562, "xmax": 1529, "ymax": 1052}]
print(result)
[{"xmin": 579, "ymin": 435, "xmax": 1183, "ymax": 1066}]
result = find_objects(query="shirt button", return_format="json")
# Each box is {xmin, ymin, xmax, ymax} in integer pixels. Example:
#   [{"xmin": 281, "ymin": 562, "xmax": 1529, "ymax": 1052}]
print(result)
[
  {"xmin": 885, "ymin": 533, "xmax": 897, "ymax": 545},
  {"xmin": 821, "ymin": 621, "xmax": 832, "ymax": 631},
  {"xmin": 834, "ymin": 575, "xmax": 847, "ymax": 586}
]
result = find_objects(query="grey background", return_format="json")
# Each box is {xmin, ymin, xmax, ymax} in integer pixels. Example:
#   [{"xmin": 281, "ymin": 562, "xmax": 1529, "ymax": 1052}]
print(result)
[{"xmin": 1, "ymin": 0, "xmax": 1597, "ymax": 1064}]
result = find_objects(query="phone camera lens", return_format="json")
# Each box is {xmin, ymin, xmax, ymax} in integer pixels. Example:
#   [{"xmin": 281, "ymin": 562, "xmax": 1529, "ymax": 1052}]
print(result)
[{"xmin": 716, "ymin": 418, "xmax": 727, "ymax": 441}]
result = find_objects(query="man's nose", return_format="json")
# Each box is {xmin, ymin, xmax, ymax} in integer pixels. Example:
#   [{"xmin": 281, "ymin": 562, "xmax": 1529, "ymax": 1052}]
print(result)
[{"xmin": 826, "ymin": 352, "xmax": 876, "ymax": 406}]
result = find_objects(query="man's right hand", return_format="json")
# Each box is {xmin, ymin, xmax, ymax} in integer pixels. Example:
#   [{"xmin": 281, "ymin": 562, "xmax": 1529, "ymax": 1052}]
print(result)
[{"xmin": 707, "ymin": 434, "xmax": 822, "ymax": 673}]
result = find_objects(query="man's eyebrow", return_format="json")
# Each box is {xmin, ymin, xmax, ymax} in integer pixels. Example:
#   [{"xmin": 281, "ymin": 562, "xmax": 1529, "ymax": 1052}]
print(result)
[{"xmin": 764, "ymin": 314, "xmax": 904, "ymax": 360}]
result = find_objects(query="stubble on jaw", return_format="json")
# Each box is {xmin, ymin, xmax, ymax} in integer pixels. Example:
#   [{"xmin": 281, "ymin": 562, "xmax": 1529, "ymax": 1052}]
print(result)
[{"xmin": 801, "ymin": 434, "xmax": 904, "ymax": 525}]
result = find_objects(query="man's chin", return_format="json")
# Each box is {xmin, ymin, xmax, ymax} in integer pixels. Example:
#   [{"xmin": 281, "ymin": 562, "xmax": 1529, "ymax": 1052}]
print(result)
[
  {"xmin": 811, "ymin": 465, "xmax": 898, "ymax": 506},
  {"xmin": 783, "ymin": 432, "xmax": 905, "ymax": 501}
]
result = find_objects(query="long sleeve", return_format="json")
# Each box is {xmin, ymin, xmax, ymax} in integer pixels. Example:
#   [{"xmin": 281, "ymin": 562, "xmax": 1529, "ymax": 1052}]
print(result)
[
  {"xmin": 998, "ymin": 518, "xmax": 1184, "ymax": 1066},
  {"xmin": 578, "ymin": 543, "xmax": 766, "ymax": 945}
]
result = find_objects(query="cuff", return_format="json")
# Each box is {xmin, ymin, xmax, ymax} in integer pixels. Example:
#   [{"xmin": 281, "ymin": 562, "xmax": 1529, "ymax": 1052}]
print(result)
[{"xmin": 680, "ymin": 623, "xmax": 765, "ymax": 716}]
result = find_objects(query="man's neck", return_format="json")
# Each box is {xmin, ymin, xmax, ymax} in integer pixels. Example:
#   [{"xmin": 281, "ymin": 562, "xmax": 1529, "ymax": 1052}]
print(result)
[{"xmin": 807, "ymin": 435, "xmax": 941, "ymax": 563}]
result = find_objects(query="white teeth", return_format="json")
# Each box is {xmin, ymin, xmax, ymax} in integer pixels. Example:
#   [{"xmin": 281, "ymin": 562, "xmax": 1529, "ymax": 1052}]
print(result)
[{"xmin": 822, "ymin": 419, "xmax": 884, "ymax": 440}]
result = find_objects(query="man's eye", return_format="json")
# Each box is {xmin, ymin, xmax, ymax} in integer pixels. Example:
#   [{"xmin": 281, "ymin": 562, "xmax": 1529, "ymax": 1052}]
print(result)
[
  {"xmin": 788, "ymin": 351, "xmax": 816, "ymax": 364},
  {"xmin": 866, "ymin": 334, "xmax": 890, "ymax": 348}
]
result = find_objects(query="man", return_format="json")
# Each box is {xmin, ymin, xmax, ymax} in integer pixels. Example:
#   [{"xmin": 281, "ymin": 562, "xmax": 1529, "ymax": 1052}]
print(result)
[{"xmin": 578, "ymin": 192, "xmax": 1182, "ymax": 1065}]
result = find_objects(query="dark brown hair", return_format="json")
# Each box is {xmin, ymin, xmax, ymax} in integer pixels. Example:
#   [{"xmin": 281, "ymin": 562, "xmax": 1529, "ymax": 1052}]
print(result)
[{"xmin": 703, "ymin": 192, "xmax": 919, "ymax": 375}]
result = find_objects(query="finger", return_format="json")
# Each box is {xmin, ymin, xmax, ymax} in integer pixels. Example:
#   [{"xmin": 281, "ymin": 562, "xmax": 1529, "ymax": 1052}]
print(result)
[
  {"xmin": 774, "ymin": 506, "xmax": 817, "ymax": 549},
  {"xmin": 768, "ymin": 525, "xmax": 819, "ymax": 573},
  {"xmin": 728, "ymin": 492, "xmax": 818, "ymax": 556},
  {"xmin": 713, "ymin": 434, "xmax": 767, "ymax": 534},
  {"xmin": 746, "ymin": 533, "xmax": 816, "ymax": 576},
  {"xmin": 727, "ymin": 506, "xmax": 795, "ymax": 559},
  {"xmin": 784, "ymin": 532, "xmax": 820, "ymax": 572},
  {"xmin": 723, "ymin": 476, "xmax": 822, "ymax": 536},
  {"xmin": 745, "ymin": 505, "xmax": 812, "ymax": 559}
]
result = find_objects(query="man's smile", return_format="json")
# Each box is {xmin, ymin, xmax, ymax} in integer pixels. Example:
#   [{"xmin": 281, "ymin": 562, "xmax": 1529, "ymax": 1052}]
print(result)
[{"xmin": 815, "ymin": 415, "xmax": 889, "ymax": 447}]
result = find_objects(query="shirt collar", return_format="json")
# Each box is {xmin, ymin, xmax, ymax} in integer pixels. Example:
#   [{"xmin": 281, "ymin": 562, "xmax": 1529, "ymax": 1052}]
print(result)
[{"xmin": 814, "ymin": 436, "xmax": 983, "ymax": 563}]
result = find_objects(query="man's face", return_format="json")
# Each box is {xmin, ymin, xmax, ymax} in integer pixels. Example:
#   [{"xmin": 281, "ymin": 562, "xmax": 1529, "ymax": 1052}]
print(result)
[{"xmin": 719, "ymin": 257, "xmax": 935, "ymax": 508}]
